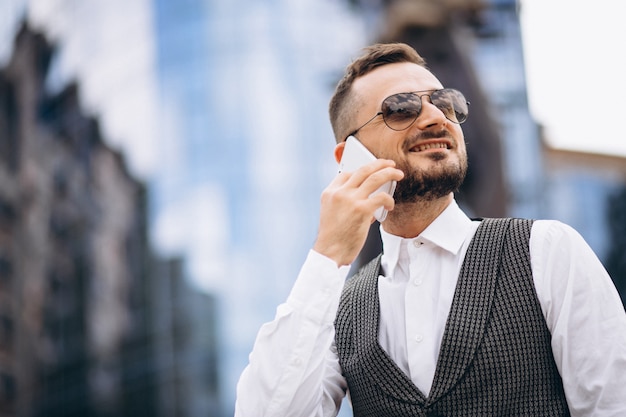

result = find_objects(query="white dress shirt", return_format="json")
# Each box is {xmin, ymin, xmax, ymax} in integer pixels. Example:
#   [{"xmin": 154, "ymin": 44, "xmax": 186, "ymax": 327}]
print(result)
[{"xmin": 235, "ymin": 201, "xmax": 626, "ymax": 417}]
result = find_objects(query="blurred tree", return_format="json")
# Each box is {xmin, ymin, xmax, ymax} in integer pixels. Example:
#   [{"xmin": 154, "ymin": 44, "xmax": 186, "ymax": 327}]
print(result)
[{"xmin": 605, "ymin": 185, "xmax": 626, "ymax": 308}]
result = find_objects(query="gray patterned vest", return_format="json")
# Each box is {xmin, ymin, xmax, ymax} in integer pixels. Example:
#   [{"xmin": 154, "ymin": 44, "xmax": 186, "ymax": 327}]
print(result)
[{"xmin": 335, "ymin": 218, "xmax": 570, "ymax": 417}]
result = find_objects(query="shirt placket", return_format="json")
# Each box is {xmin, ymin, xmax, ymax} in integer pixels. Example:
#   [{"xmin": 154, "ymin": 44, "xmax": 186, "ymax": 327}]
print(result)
[{"xmin": 405, "ymin": 238, "xmax": 438, "ymax": 396}]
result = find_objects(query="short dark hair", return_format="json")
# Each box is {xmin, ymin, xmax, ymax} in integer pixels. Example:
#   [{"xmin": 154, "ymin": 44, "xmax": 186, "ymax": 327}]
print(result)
[{"xmin": 328, "ymin": 43, "xmax": 427, "ymax": 143}]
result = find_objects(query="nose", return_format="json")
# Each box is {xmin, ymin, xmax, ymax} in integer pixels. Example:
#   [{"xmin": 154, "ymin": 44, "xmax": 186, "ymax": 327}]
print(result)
[{"xmin": 414, "ymin": 95, "xmax": 447, "ymax": 130}]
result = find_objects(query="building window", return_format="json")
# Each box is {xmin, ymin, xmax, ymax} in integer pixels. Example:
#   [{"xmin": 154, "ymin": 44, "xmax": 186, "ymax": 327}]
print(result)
[
  {"xmin": 0, "ymin": 371, "xmax": 16, "ymax": 405},
  {"xmin": 0, "ymin": 78, "xmax": 19, "ymax": 173},
  {"xmin": 0, "ymin": 315, "xmax": 12, "ymax": 353}
]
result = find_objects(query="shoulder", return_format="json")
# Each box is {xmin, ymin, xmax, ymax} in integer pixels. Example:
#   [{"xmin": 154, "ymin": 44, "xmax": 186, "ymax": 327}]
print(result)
[
  {"xmin": 528, "ymin": 219, "xmax": 617, "ymax": 319},
  {"xmin": 529, "ymin": 219, "xmax": 604, "ymax": 279},
  {"xmin": 473, "ymin": 217, "xmax": 533, "ymax": 238},
  {"xmin": 530, "ymin": 219, "xmax": 591, "ymax": 256}
]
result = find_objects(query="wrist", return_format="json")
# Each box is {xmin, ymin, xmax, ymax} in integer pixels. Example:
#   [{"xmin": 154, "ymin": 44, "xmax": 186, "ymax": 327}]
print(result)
[{"xmin": 313, "ymin": 241, "xmax": 352, "ymax": 267}]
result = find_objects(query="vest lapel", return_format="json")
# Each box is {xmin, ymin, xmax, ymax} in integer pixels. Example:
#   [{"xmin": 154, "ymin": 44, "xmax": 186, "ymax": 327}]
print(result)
[
  {"xmin": 354, "ymin": 255, "xmax": 428, "ymax": 405},
  {"xmin": 427, "ymin": 218, "xmax": 512, "ymax": 405}
]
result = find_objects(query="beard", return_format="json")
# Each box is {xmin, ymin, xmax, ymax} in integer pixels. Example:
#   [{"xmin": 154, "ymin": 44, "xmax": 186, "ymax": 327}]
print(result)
[{"xmin": 393, "ymin": 151, "xmax": 468, "ymax": 204}]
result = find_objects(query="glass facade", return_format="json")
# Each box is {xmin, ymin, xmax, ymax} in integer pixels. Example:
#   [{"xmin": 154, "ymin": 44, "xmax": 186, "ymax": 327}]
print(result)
[{"xmin": 148, "ymin": 2, "xmax": 367, "ymax": 411}]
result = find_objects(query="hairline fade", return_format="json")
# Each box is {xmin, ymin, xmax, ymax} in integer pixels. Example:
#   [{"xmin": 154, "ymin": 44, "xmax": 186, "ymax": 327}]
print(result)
[{"xmin": 328, "ymin": 43, "xmax": 428, "ymax": 143}]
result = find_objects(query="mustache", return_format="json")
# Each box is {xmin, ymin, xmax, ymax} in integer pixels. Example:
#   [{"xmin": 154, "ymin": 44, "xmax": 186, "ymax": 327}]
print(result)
[{"xmin": 402, "ymin": 129, "xmax": 456, "ymax": 152}]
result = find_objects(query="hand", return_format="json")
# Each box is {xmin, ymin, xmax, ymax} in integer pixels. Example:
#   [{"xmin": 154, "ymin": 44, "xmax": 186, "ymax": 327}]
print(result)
[{"xmin": 313, "ymin": 159, "xmax": 404, "ymax": 266}]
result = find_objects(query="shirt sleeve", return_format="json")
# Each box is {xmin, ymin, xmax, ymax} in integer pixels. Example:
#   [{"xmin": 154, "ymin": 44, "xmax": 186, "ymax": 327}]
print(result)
[
  {"xmin": 530, "ymin": 220, "xmax": 626, "ymax": 417},
  {"xmin": 235, "ymin": 250, "xmax": 350, "ymax": 417}
]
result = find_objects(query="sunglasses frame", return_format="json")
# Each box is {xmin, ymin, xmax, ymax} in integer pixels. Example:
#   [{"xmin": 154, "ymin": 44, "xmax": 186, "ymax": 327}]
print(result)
[{"xmin": 345, "ymin": 88, "xmax": 469, "ymax": 141}]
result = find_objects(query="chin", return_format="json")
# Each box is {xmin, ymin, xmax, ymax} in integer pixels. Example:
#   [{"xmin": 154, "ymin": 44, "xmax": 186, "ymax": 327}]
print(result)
[{"xmin": 394, "ymin": 158, "xmax": 467, "ymax": 204}]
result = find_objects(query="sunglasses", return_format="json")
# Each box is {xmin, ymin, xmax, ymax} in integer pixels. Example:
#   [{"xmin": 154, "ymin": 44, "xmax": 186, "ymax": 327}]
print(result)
[{"xmin": 347, "ymin": 88, "xmax": 469, "ymax": 140}]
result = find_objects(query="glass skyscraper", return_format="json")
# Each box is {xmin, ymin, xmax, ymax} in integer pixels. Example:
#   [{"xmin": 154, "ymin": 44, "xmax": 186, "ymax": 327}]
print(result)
[
  {"xmin": 148, "ymin": 0, "xmax": 368, "ymax": 411},
  {"xmin": 1, "ymin": 0, "xmax": 369, "ymax": 413}
]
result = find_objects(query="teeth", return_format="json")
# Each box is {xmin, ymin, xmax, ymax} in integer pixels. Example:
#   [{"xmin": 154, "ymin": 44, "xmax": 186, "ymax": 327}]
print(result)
[{"xmin": 415, "ymin": 142, "xmax": 449, "ymax": 151}]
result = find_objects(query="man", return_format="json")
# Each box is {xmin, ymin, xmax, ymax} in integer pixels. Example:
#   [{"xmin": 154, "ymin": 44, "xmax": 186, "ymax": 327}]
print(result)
[{"xmin": 235, "ymin": 43, "xmax": 626, "ymax": 416}]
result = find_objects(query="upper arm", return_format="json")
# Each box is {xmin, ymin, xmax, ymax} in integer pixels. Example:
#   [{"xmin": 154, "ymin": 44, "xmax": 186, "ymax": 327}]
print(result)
[{"xmin": 530, "ymin": 220, "xmax": 626, "ymax": 416}]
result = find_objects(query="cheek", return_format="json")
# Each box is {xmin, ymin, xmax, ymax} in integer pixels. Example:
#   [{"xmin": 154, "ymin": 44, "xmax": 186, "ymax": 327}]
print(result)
[
  {"xmin": 364, "ymin": 132, "xmax": 401, "ymax": 159},
  {"xmin": 375, "ymin": 144, "xmax": 404, "ymax": 163},
  {"xmin": 452, "ymin": 125, "xmax": 465, "ymax": 147}
]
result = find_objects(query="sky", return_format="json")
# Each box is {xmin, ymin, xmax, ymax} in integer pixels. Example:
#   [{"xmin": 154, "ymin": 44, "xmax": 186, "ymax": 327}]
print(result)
[{"xmin": 520, "ymin": 0, "xmax": 626, "ymax": 158}]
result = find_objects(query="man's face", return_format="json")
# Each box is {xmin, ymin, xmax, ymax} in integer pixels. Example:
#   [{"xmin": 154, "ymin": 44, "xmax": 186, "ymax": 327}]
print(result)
[{"xmin": 349, "ymin": 62, "xmax": 468, "ymax": 203}]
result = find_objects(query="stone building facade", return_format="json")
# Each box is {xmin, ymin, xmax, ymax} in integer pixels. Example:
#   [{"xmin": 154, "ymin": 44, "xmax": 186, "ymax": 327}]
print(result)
[{"xmin": 0, "ymin": 25, "xmax": 220, "ymax": 417}]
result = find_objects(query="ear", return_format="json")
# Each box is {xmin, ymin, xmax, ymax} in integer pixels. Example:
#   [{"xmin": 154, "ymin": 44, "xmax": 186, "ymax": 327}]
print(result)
[{"xmin": 334, "ymin": 142, "xmax": 346, "ymax": 163}]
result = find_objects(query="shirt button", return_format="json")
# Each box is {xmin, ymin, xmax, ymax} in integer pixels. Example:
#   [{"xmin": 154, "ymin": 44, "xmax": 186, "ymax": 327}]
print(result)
[
  {"xmin": 413, "ymin": 278, "xmax": 423, "ymax": 286},
  {"xmin": 413, "ymin": 240, "xmax": 422, "ymax": 248},
  {"xmin": 415, "ymin": 334, "xmax": 424, "ymax": 343}
]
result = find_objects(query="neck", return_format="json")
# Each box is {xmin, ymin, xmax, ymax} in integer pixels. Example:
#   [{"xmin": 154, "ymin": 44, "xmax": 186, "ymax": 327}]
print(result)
[{"xmin": 382, "ymin": 193, "xmax": 453, "ymax": 238}]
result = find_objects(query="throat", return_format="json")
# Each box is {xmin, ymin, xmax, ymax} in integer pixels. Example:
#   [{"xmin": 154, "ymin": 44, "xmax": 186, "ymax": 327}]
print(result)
[{"xmin": 383, "ymin": 196, "xmax": 453, "ymax": 238}]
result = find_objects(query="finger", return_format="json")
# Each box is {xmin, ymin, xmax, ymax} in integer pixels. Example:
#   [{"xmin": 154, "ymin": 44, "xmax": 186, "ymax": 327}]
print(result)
[
  {"xmin": 343, "ymin": 159, "xmax": 397, "ymax": 187},
  {"xmin": 365, "ymin": 190, "xmax": 396, "ymax": 213},
  {"xmin": 357, "ymin": 166, "xmax": 403, "ymax": 197}
]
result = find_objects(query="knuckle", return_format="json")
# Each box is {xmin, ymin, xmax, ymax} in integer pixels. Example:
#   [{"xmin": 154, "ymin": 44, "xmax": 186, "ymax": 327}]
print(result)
[{"xmin": 320, "ymin": 189, "xmax": 337, "ymax": 205}]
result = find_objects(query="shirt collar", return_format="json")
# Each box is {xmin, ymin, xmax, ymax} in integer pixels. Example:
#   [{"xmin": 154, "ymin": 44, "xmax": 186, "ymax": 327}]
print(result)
[{"xmin": 380, "ymin": 200, "xmax": 473, "ymax": 274}]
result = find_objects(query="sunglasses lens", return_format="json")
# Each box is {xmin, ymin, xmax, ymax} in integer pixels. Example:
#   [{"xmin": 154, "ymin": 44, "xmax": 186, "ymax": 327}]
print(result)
[
  {"xmin": 381, "ymin": 93, "xmax": 422, "ymax": 131},
  {"xmin": 431, "ymin": 89, "xmax": 469, "ymax": 124},
  {"xmin": 381, "ymin": 89, "xmax": 469, "ymax": 130}
]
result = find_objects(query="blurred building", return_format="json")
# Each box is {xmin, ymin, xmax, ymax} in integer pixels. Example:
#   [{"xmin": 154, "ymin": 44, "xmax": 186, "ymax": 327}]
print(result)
[
  {"xmin": 542, "ymin": 142, "xmax": 626, "ymax": 302},
  {"xmin": 150, "ymin": 258, "xmax": 221, "ymax": 416},
  {"xmin": 0, "ymin": 25, "xmax": 219, "ymax": 417}
]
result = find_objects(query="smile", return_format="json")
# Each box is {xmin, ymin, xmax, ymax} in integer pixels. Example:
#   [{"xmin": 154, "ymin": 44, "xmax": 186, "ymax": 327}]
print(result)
[{"xmin": 410, "ymin": 141, "xmax": 451, "ymax": 152}]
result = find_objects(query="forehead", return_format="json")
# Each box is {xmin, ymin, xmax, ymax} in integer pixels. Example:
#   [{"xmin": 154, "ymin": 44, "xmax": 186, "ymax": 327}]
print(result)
[{"xmin": 352, "ymin": 62, "xmax": 443, "ymax": 107}]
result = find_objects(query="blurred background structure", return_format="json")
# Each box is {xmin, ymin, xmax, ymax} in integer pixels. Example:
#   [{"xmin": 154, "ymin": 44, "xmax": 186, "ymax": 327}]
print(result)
[{"xmin": 0, "ymin": 0, "xmax": 624, "ymax": 416}]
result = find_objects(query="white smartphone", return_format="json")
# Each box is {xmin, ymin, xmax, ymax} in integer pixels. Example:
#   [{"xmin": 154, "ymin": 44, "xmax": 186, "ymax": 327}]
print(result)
[{"xmin": 338, "ymin": 136, "xmax": 397, "ymax": 222}]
